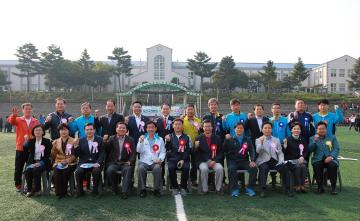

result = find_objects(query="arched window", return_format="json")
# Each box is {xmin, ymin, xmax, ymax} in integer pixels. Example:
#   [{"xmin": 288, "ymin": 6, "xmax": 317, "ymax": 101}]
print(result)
[{"xmin": 154, "ymin": 55, "xmax": 165, "ymax": 80}]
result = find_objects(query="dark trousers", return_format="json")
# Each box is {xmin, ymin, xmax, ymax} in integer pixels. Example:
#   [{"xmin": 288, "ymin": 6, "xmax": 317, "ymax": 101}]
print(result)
[
  {"xmin": 25, "ymin": 165, "xmax": 46, "ymax": 192},
  {"xmin": 168, "ymin": 160, "xmax": 190, "ymax": 190},
  {"xmin": 75, "ymin": 166, "xmax": 102, "ymax": 193},
  {"xmin": 313, "ymin": 160, "xmax": 338, "ymax": 188},
  {"xmin": 190, "ymin": 150, "xmax": 198, "ymax": 182},
  {"xmin": 106, "ymin": 162, "xmax": 132, "ymax": 194},
  {"xmin": 54, "ymin": 165, "xmax": 76, "ymax": 196},
  {"xmin": 285, "ymin": 163, "xmax": 306, "ymax": 188},
  {"xmin": 228, "ymin": 160, "xmax": 257, "ymax": 190},
  {"xmin": 15, "ymin": 150, "xmax": 28, "ymax": 186},
  {"xmin": 258, "ymin": 159, "xmax": 285, "ymax": 189}
]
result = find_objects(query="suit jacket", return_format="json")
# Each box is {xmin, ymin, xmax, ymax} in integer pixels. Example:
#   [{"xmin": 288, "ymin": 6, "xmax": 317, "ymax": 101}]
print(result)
[
  {"xmin": 165, "ymin": 133, "xmax": 191, "ymax": 163},
  {"xmin": 195, "ymin": 134, "xmax": 223, "ymax": 165},
  {"xmin": 156, "ymin": 115, "xmax": 174, "ymax": 139},
  {"xmin": 246, "ymin": 116, "xmax": 269, "ymax": 146},
  {"xmin": 128, "ymin": 115, "xmax": 150, "ymax": 145},
  {"xmin": 309, "ymin": 135, "xmax": 340, "ymax": 165},
  {"xmin": 105, "ymin": 135, "xmax": 136, "ymax": 166},
  {"xmin": 75, "ymin": 136, "xmax": 105, "ymax": 166},
  {"xmin": 25, "ymin": 138, "xmax": 52, "ymax": 171},
  {"xmin": 223, "ymin": 136, "xmax": 256, "ymax": 163},
  {"xmin": 95, "ymin": 112, "xmax": 124, "ymax": 137},
  {"xmin": 51, "ymin": 137, "xmax": 78, "ymax": 168}
]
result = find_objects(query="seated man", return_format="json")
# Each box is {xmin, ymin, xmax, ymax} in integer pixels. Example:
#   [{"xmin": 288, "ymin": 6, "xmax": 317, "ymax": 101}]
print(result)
[
  {"xmin": 74, "ymin": 123, "xmax": 105, "ymax": 197},
  {"xmin": 256, "ymin": 122, "xmax": 285, "ymax": 198},
  {"xmin": 165, "ymin": 118, "xmax": 191, "ymax": 196},
  {"xmin": 137, "ymin": 121, "xmax": 166, "ymax": 197},
  {"xmin": 223, "ymin": 122, "xmax": 257, "ymax": 197},
  {"xmin": 104, "ymin": 122, "xmax": 135, "ymax": 199},
  {"xmin": 195, "ymin": 119, "xmax": 224, "ymax": 194},
  {"xmin": 309, "ymin": 121, "xmax": 340, "ymax": 195}
]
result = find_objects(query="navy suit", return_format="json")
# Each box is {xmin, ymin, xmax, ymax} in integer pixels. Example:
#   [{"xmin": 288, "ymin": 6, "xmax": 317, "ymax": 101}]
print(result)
[{"xmin": 127, "ymin": 115, "xmax": 150, "ymax": 146}]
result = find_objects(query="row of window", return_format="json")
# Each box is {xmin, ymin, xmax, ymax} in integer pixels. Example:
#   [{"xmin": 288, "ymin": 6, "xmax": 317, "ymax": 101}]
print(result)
[
  {"xmin": 330, "ymin": 83, "xmax": 346, "ymax": 92},
  {"xmin": 330, "ymin": 69, "xmax": 353, "ymax": 77}
]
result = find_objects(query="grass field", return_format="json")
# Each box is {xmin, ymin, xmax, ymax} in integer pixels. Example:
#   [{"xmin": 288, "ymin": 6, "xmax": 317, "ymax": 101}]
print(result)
[{"xmin": 0, "ymin": 127, "xmax": 359, "ymax": 221}]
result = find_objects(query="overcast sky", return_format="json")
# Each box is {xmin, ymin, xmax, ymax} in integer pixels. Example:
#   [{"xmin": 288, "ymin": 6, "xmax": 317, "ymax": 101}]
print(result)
[{"xmin": 0, "ymin": 0, "xmax": 359, "ymax": 64}]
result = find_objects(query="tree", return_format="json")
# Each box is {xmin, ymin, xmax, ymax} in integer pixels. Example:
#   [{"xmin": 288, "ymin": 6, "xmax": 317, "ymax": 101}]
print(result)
[
  {"xmin": 39, "ymin": 44, "xmax": 64, "ymax": 91},
  {"xmin": 108, "ymin": 47, "xmax": 132, "ymax": 92},
  {"xmin": 248, "ymin": 75, "xmax": 263, "ymax": 93},
  {"xmin": 0, "ymin": 69, "xmax": 11, "ymax": 87},
  {"xmin": 288, "ymin": 57, "xmax": 309, "ymax": 91},
  {"xmin": 348, "ymin": 57, "xmax": 360, "ymax": 90},
  {"xmin": 213, "ymin": 56, "xmax": 248, "ymax": 92},
  {"xmin": 258, "ymin": 60, "xmax": 279, "ymax": 92},
  {"xmin": 14, "ymin": 43, "xmax": 40, "ymax": 92},
  {"xmin": 78, "ymin": 49, "xmax": 95, "ymax": 91},
  {"xmin": 187, "ymin": 52, "xmax": 217, "ymax": 93},
  {"xmin": 55, "ymin": 60, "xmax": 83, "ymax": 91},
  {"xmin": 171, "ymin": 77, "xmax": 180, "ymax": 84},
  {"xmin": 92, "ymin": 62, "xmax": 113, "ymax": 91}
]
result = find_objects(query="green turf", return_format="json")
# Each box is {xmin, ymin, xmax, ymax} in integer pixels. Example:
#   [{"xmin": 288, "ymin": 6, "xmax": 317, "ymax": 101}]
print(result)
[{"xmin": 0, "ymin": 127, "xmax": 359, "ymax": 221}]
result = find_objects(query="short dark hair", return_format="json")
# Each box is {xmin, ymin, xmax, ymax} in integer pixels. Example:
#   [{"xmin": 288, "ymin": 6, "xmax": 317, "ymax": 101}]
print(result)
[
  {"xmin": 31, "ymin": 124, "xmax": 45, "ymax": 137},
  {"xmin": 55, "ymin": 97, "xmax": 66, "ymax": 104},
  {"xmin": 106, "ymin": 99, "xmax": 116, "ymax": 106},
  {"xmin": 21, "ymin": 103, "xmax": 33, "ymax": 109},
  {"xmin": 253, "ymin": 104, "xmax": 264, "ymax": 111},
  {"xmin": 58, "ymin": 123, "xmax": 70, "ymax": 132},
  {"xmin": 230, "ymin": 98, "xmax": 240, "ymax": 105},
  {"xmin": 161, "ymin": 103, "xmax": 171, "ymax": 109},
  {"xmin": 295, "ymin": 98, "xmax": 305, "ymax": 104},
  {"xmin": 234, "ymin": 122, "xmax": 245, "ymax": 129},
  {"xmin": 262, "ymin": 122, "xmax": 272, "ymax": 129},
  {"xmin": 81, "ymin": 102, "xmax": 91, "ymax": 109},
  {"xmin": 84, "ymin": 123, "xmax": 95, "ymax": 129},
  {"xmin": 272, "ymin": 102, "xmax": 281, "ymax": 107},
  {"xmin": 318, "ymin": 99, "xmax": 329, "ymax": 105},
  {"xmin": 186, "ymin": 103, "xmax": 195, "ymax": 109},
  {"xmin": 145, "ymin": 121, "xmax": 157, "ymax": 128},
  {"xmin": 116, "ymin": 121, "xmax": 128, "ymax": 131},
  {"xmin": 173, "ymin": 118, "xmax": 183, "ymax": 124},
  {"xmin": 316, "ymin": 121, "xmax": 328, "ymax": 129},
  {"xmin": 203, "ymin": 119, "xmax": 213, "ymax": 127},
  {"xmin": 290, "ymin": 121, "xmax": 302, "ymax": 130},
  {"xmin": 132, "ymin": 101, "xmax": 142, "ymax": 106}
]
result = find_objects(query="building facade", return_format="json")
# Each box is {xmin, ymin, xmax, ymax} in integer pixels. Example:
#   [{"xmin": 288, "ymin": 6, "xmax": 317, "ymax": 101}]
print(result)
[{"xmin": 0, "ymin": 44, "xmax": 357, "ymax": 93}]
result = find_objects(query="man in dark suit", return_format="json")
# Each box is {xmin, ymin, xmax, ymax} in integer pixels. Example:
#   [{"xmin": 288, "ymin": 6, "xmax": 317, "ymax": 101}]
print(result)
[
  {"xmin": 95, "ymin": 99, "xmax": 124, "ymax": 139},
  {"xmin": 125, "ymin": 101, "xmax": 150, "ymax": 186},
  {"xmin": 104, "ymin": 122, "xmax": 135, "ymax": 199},
  {"xmin": 126, "ymin": 101, "xmax": 150, "ymax": 146},
  {"xmin": 156, "ymin": 103, "xmax": 174, "ymax": 185},
  {"xmin": 195, "ymin": 119, "xmax": 224, "ymax": 194},
  {"xmin": 74, "ymin": 123, "xmax": 105, "ymax": 196},
  {"xmin": 246, "ymin": 104, "xmax": 269, "ymax": 148}
]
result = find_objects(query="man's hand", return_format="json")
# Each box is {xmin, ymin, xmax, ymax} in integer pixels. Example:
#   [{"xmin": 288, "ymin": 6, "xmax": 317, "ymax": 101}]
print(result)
[
  {"xmin": 46, "ymin": 115, "xmax": 52, "ymax": 123},
  {"xmin": 177, "ymin": 160, "xmax": 184, "ymax": 168},
  {"xmin": 155, "ymin": 159, "xmax": 162, "ymax": 164},
  {"xmin": 68, "ymin": 117, "xmax": 74, "ymax": 123},
  {"xmin": 195, "ymin": 141, "xmax": 200, "ymax": 149},
  {"xmin": 11, "ymin": 107, "xmax": 19, "ymax": 116},
  {"xmin": 293, "ymin": 111, "xmax": 298, "ymax": 120},
  {"xmin": 124, "ymin": 161, "xmax": 131, "ymax": 166},
  {"xmin": 24, "ymin": 134, "xmax": 29, "ymax": 142},
  {"xmin": 222, "ymin": 115, "xmax": 226, "ymax": 122},
  {"xmin": 314, "ymin": 134, "xmax": 319, "ymax": 142},
  {"xmin": 165, "ymin": 134, "xmax": 171, "ymax": 142},
  {"xmin": 283, "ymin": 139, "xmax": 288, "ymax": 148},
  {"xmin": 125, "ymin": 116, "xmax": 129, "ymax": 124},
  {"xmin": 103, "ymin": 134, "xmax": 109, "ymax": 141},
  {"xmin": 93, "ymin": 163, "xmax": 100, "ymax": 168},
  {"xmin": 139, "ymin": 135, "xmax": 145, "ymax": 143},
  {"xmin": 34, "ymin": 163, "xmax": 40, "ymax": 167},
  {"xmin": 324, "ymin": 156, "xmax": 333, "ymax": 164},
  {"xmin": 249, "ymin": 161, "xmax": 256, "ymax": 168},
  {"xmin": 298, "ymin": 156, "xmax": 304, "ymax": 165},
  {"xmin": 208, "ymin": 160, "xmax": 216, "ymax": 168},
  {"xmin": 225, "ymin": 134, "xmax": 231, "ymax": 140}
]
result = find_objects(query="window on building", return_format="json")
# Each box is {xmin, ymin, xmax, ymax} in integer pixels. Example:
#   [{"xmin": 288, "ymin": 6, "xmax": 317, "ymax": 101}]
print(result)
[
  {"xmin": 339, "ymin": 69, "xmax": 345, "ymax": 77},
  {"xmin": 154, "ymin": 55, "xmax": 165, "ymax": 80},
  {"xmin": 339, "ymin": 83, "xmax": 346, "ymax": 92},
  {"xmin": 330, "ymin": 83, "xmax": 336, "ymax": 92},
  {"xmin": 188, "ymin": 72, "xmax": 194, "ymax": 79},
  {"xmin": 330, "ymin": 69, "xmax": 336, "ymax": 77},
  {"xmin": 348, "ymin": 69, "xmax": 353, "ymax": 77}
]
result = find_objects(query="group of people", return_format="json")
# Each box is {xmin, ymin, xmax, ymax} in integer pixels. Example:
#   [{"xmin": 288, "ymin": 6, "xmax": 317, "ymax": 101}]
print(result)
[{"xmin": 7, "ymin": 97, "xmax": 344, "ymax": 199}]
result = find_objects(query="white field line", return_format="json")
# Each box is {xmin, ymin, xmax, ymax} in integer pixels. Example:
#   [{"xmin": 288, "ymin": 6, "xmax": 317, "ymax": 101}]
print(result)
[{"xmin": 174, "ymin": 194, "xmax": 188, "ymax": 221}]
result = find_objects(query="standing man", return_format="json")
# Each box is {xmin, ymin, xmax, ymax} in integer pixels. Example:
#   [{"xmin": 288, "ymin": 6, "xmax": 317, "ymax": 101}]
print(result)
[
  {"xmin": 183, "ymin": 104, "xmax": 202, "ymax": 184},
  {"xmin": 95, "ymin": 99, "xmax": 124, "ymax": 139},
  {"xmin": 69, "ymin": 102, "xmax": 96, "ymax": 138},
  {"xmin": 7, "ymin": 103, "xmax": 40, "ymax": 191},
  {"xmin": 156, "ymin": 103, "xmax": 174, "ymax": 185},
  {"xmin": 313, "ymin": 99, "xmax": 344, "ymax": 136},
  {"xmin": 43, "ymin": 97, "xmax": 74, "ymax": 140},
  {"xmin": 126, "ymin": 101, "xmax": 150, "ymax": 146},
  {"xmin": 222, "ymin": 98, "xmax": 248, "ymax": 137},
  {"xmin": 246, "ymin": 104, "xmax": 269, "ymax": 147},
  {"xmin": 269, "ymin": 103, "xmax": 290, "ymax": 146},
  {"xmin": 202, "ymin": 98, "xmax": 226, "ymax": 141}
]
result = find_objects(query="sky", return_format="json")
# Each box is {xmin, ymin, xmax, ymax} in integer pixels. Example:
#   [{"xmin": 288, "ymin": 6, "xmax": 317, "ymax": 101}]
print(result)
[{"xmin": 0, "ymin": 0, "xmax": 359, "ymax": 64}]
